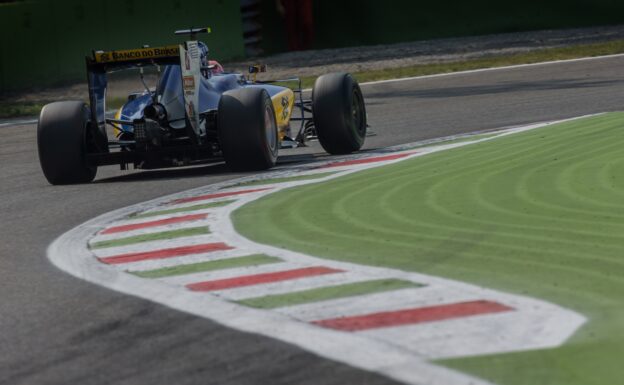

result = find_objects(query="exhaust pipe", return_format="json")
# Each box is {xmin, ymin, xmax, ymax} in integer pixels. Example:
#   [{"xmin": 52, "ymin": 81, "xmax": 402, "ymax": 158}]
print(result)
[{"xmin": 143, "ymin": 103, "xmax": 167, "ymax": 122}]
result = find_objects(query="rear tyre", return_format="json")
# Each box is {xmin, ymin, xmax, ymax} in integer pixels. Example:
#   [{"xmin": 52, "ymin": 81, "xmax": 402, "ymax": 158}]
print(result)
[
  {"xmin": 312, "ymin": 73, "xmax": 367, "ymax": 154},
  {"xmin": 37, "ymin": 101, "xmax": 97, "ymax": 185},
  {"xmin": 218, "ymin": 88, "xmax": 279, "ymax": 171}
]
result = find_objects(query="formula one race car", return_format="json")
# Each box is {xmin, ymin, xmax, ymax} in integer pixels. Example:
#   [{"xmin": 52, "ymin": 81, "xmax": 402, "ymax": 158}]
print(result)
[{"xmin": 37, "ymin": 28, "xmax": 367, "ymax": 185}]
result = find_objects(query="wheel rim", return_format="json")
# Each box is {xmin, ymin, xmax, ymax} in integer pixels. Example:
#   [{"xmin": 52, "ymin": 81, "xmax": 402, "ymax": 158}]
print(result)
[
  {"xmin": 264, "ymin": 105, "xmax": 278, "ymax": 155},
  {"xmin": 351, "ymin": 89, "xmax": 366, "ymax": 137}
]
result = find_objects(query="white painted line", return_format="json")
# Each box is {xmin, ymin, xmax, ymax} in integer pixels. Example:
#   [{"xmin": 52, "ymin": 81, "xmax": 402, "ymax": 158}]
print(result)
[
  {"xmin": 121, "ymin": 248, "xmax": 255, "ymax": 273},
  {"xmin": 224, "ymin": 272, "xmax": 388, "ymax": 301},
  {"xmin": 50, "ymin": 227, "xmax": 496, "ymax": 385},
  {"xmin": 90, "ymin": 234, "xmax": 225, "ymax": 259},
  {"xmin": 297, "ymin": 54, "xmax": 624, "ymax": 93},
  {"xmin": 3, "ymin": 53, "xmax": 620, "ymax": 132},
  {"xmin": 275, "ymin": 286, "xmax": 475, "ymax": 321},
  {"xmin": 0, "ymin": 118, "xmax": 38, "ymax": 128},
  {"xmin": 98, "ymin": 211, "xmax": 212, "ymax": 227},
  {"xmin": 359, "ymin": 306, "xmax": 584, "ymax": 359},
  {"xmin": 118, "ymin": 205, "xmax": 233, "ymax": 223},
  {"xmin": 90, "ymin": 220, "xmax": 211, "ymax": 244},
  {"xmin": 156, "ymin": 261, "xmax": 310, "ymax": 287},
  {"xmin": 357, "ymin": 53, "xmax": 624, "ymax": 87},
  {"xmin": 360, "ymin": 312, "xmax": 530, "ymax": 359},
  {"xmin": 47, "ymin": 117, "xmax": 593, "ymax": 385},
  {"xmin": 159, "ymin": 189, "xmax": 273, "ymax": 210},
  {"xmin": 153, "ymin": 197, "xmax": 238, "ymax": 210}
]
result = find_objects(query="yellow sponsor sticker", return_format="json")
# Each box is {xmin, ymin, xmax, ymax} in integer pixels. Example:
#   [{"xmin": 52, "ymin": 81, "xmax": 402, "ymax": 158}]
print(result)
[{"xmin": 94, "ymin": 45, "xmax": 180, "ymax": 63}]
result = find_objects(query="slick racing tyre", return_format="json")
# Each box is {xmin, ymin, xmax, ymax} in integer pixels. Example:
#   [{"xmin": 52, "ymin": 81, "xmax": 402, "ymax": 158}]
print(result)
[
  {"xmin": 218, "ymin": 88, "xmax": 279, "ymax": 171},
  {"xmin": 312, "ymin": 73, "xmax": 367, "ymax": 154},
  {"xmin": 37, "ymin": 101, "xmax": 97, "ymax": 184}
]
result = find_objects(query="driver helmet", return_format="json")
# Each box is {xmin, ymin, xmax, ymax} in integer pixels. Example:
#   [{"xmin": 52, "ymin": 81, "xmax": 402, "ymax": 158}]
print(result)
[
  {"xmin": 198, "ymin": 41, "xmax": 209, "ymax": 68},
  {"xmin": 197, "ymin": 42, "xmax": 224, "ymax": 75}
]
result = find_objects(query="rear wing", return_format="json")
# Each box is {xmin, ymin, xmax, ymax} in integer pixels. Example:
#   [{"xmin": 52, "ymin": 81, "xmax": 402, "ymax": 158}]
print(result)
[
  {"xmin": 85, "ymin": 45, "xmax": 183, "ymax": 151},
  {"xmin": 85, "ymin": 40, "xmax": 207, "ymax": 149},
  {"xmin": 87, "ymin": 45, "xmax": 181, "ymax": 67}
]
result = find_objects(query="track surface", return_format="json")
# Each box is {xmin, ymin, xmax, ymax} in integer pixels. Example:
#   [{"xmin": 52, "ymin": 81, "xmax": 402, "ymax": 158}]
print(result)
[{"xmin": 1, "ymin": 56, "xmax": 624, "ymax": 384}]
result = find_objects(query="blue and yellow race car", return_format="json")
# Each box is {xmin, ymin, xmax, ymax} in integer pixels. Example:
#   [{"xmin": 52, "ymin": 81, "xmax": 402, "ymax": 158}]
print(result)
[{"xmin": 37, "ymin": 28, "xmax": 367, "ymax": 185}]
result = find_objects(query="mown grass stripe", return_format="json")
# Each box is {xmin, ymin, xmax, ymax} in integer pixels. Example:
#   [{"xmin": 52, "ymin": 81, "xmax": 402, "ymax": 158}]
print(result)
[
  {"xmin": 232, "ymin": 113, "xmax": 624, "ymax": 384},
  {"xmin": 320, "ymin": 152, "xmax": 415, "ymax": 168},
  {"xmin": 102, "ymin": 213, "xmax": 207, "ymax": 234},
  {"xmin": 130, "ymin": 200, "xmax": 235, "ymax": 219},
  {"xmin": 237, "ymin": 278, "xmax": 422, "ymax": 309},
  {"xmin": 171, "ymin": 188, "xmax": 272, "ymax": 204},
  {"xmin": 221, "ymin": 172, "xmax": 337, "ymax": 189},
  {"xmin": 415, "ymin": 133, "xmax": 502, "ymax": 148},
  {"xmin": 131, "ymin": 254, "xmax": 281, "ymax": 278},
  {"xmin": 90, "ymin": 226, "xmax": 210, "ymax": 249}
]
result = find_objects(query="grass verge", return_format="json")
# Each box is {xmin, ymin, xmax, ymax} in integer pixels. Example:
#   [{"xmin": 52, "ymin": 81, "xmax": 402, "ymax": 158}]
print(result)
[
  {"xmin": 129, "ymin": 200, "xmax": 235, "ymax": 219},
  {"xmin": 232, "ymin": 113, "xmax": 624, "ymax": 385},
  {"xmin": 4, "ymin": 39, "xmax": 624, "ymax": 119},
  {"xmin": 221, "ymin": 172, "xmax": 337, "ymax": 189},
  {"xmin": 89, "ymin": 226, "xmax": 210, "ymax": 249},
  {"xmin": 132, "ymin": 254, "xmax": 281, "ymax": 278},
  {"xmin": 290, "ymin": 39, "xmax": 624, "ymax": 89},
  {"xmin": 0, "ymin": 102, "xmax": 44, "ymax": 119},
  {"xmin": 0, "ymin": 97, "xmax": 127, "ymax": 120},
  {"xmin": 237, "ymin": 278, "xmax": 422, "ymax": 309}
]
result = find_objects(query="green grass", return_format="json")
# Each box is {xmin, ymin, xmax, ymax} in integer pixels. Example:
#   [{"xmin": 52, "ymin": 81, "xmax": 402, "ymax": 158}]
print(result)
[
  {"xmin": 0, "ymin": 97, "xmax": 126, "ymax": 119},
  {"xmin": 129, "ymin": 200, "xmax": 235, "ymax": 219},
  {"xmin": 221, "ymin": 172, "xmax": 337, "ymax": 189},
  {"xmin": 287, "ymin": 39, "xmax": 624, "ymax": 89},
  {"xmin": 232, "ymin": 113, "xmax": 624, "ymax": 385},
  {"xmin": 0, "ymin": 101, "xmax": 44, "ymax": 119},
  {"xmin": 237, "ymin": 278, "xmax": 421, "ymax": 309},
  {"xmin": 414, "ymin": 132, "xmax": 503, "ymax": 149},
  {"xmin": 90, "ymin": 226, "xmax": 209, "ymax": 249},
  {"xmin": 131, "ymin": 254, "xmax": 281, "ymax": 278}
]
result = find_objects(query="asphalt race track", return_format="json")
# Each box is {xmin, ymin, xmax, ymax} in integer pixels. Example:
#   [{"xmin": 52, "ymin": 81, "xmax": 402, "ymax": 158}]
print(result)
[{"xmin": 2, "ymin": 56, "xmax": 624, "ymax": 385}]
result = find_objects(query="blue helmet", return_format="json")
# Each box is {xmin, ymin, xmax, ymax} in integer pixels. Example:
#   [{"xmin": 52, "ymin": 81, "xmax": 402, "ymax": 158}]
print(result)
[{"xmin": 198, "ymin": 41, "xmax": 209, "ymax": 68}]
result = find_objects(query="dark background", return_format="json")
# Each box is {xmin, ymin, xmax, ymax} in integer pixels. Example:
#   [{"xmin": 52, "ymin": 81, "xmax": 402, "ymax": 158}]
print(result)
[
  {"xmin": 261, "ymin": 0, "xmax": 624, "ymax": 52},
  {"xmin": 2, "ymin": 0, "xmax": 624, "ymax": 92}
]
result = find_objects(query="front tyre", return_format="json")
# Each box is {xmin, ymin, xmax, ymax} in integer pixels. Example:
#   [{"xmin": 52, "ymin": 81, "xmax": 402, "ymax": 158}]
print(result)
[
  {"xmin": 218, "ymin": 88, "xmax": 279, "ymax": 171},
  {"xmin": 37, "ymin": 101, "xmax": 97, "ymax": 185},
  {"xmin": 312, "ymin": 73, "xmax": 367, "ymax": 155}
]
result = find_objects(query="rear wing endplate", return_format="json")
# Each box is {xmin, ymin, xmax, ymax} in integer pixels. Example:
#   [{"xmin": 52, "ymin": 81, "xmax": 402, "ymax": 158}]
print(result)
[{"xmin": 85, "ymin": 45, "xmax": 182, "ymax": 150}]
